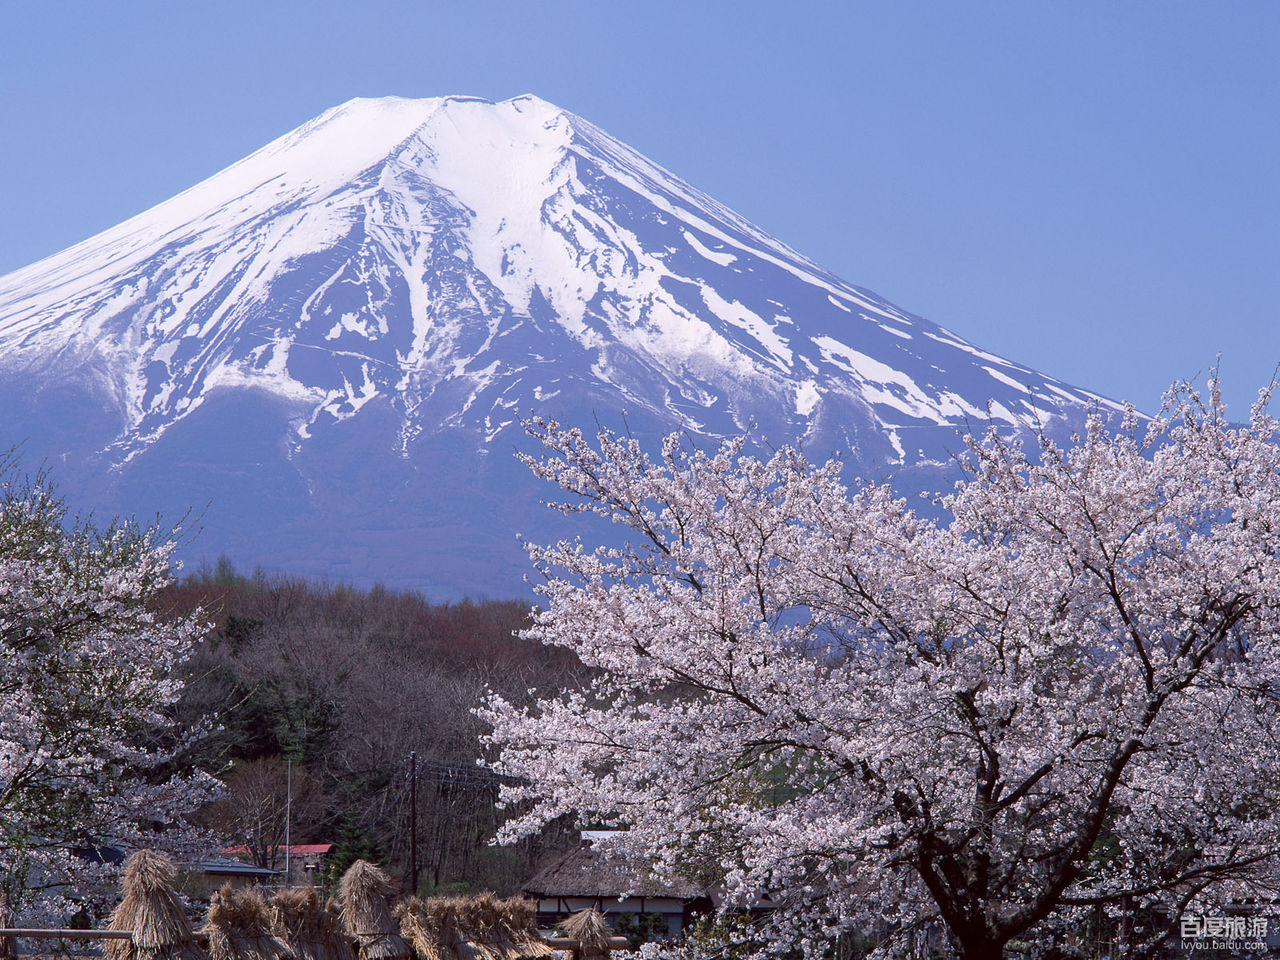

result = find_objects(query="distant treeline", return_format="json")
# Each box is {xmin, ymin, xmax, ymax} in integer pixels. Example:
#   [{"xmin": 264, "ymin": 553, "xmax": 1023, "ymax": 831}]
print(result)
[{"xmin": 160, "ymin": 558, "xmax": 584, "ymax": 895}]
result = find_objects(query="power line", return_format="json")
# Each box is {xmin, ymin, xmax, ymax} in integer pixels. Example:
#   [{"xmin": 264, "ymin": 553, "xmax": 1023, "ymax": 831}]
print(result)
[{"xmin": 407, "ymin": 755, "xmax": 521, "ymax": 787}]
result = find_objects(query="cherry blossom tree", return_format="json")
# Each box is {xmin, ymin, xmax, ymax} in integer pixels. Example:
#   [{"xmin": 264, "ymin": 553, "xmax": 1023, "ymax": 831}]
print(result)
[
  {"xmin": 482, "ymin": 379, "xmax": 1280, "ymax": 959},
  {"xmin": 0, "ymin": 457, "xmax": 217, "ymax": 923}
]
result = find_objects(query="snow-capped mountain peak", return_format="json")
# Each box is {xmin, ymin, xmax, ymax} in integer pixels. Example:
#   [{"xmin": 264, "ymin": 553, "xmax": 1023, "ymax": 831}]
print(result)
[{"xmin": 0, "ymin": 96, "xmax": 1123, "ymax": 594}]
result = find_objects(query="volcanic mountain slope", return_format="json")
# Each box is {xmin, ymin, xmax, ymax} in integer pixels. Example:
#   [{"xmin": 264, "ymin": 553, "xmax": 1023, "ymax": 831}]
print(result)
[{"xmin": 0, "ymin": 95, "xmax": 1123, "ymax": 595}]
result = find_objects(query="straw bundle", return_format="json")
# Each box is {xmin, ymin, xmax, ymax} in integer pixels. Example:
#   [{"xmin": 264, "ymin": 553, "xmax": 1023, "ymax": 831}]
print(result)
[
  {"xmin": 338, "ymin": 862, "xmax": 412, "ymax": 960},
  {"xmin": 416, "ymin": 898, "xmax": 483, "ymax": 960},
  {"xmin": 559, "ymin": 910, "xmax": 610, "ymax": 960},
  {"xmin": 405, "ymin": 896, "xmax": 551, "ymax": 960},
  {"xmin": 106, "ymin": 850, "xmax": 207, "ymax": 960},
  {"xmin": 392, "ymin": 898, "xmax": 441, "ymax": 960},
  {"xmin": 269, "ymin": 888, "xmax": 356, "ymax": 960},
  {"xmin": 203, "ymin": 886, "xmax": 294, "ymax": 960},
  {"xmin": 493, "ymin": 898, "xmax": 553, "ymax": 960},
  {"xmin": 450, "ymin": 894, "xmax": 512, "ymax": 960}
]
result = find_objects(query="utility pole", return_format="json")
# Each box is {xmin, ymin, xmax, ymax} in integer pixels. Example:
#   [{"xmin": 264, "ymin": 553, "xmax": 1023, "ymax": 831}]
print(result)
[
  {"xmin": 409, "ymin": 751, "xmax": 418, "ymax": 894},
  {"xmin": 285, "ymin": 758, "xmax": 292, "ymax": 884}
]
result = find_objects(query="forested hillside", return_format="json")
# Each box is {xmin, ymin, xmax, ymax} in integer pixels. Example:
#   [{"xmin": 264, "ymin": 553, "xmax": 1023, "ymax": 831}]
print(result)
[{"xmin": 162, "ymin": 561, "xmax": 584, "ymax": 895}]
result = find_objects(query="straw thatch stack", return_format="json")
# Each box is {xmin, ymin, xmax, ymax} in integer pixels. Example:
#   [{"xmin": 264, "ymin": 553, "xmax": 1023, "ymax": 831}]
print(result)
[
  {"xmin": 392, "ymin": 898, "xmax": 441, "ymax": 960},
  {"xmin": 269, "ymin": 888, "xmax": 356, "ymax": 960},
  {"xmin": 106, "ymin": 850, "xmax": 207, "ymax": 960},
  {"xmin": 203, "ymin": 886, "xmax": 294, "ymax": 960},
  {"xmin": 492, "ymin": 898, "xmax": 553, "ymax": 960},
  {"xmin": 396, "ymin": 895, "xmax": 552, "ymax": 960},
  {"xmin": 559, "ymin": 910, "xmax": 611, "ymax": 960},
  {"xmin": 338, "ymin": 862, "xmax": 412, "ymax": 960}
]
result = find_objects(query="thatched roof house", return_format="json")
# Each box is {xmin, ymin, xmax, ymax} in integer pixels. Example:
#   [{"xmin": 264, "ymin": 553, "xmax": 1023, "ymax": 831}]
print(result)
[
  {"xmin": 106, "ymin": 851, "xmax": 208, "ymax": 960},
  {"xmin": 521, "ymin": 844, "xmax": 704, "ymax": 939}
]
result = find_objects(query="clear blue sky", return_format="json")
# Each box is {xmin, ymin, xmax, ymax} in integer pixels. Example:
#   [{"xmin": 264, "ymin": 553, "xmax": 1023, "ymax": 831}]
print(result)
[{"xmin": 2, "ymin": 1, "xmax": 1276, "ymax": 416}]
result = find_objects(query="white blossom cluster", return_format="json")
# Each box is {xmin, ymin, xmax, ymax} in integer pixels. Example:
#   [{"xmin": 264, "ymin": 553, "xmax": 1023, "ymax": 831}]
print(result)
[
  {"xmin": 481, "ymin": 378, "xmax": 1280, "ymax": 959},
  {"xmin": 0, "ymin": 460, "xmax": 217, "ymax": 923}
]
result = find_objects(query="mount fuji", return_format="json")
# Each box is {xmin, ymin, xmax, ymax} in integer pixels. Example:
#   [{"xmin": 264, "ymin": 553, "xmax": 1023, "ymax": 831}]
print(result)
[{"xmin": 0, "ymin": 95, "xmax": 1123, "ymax": 596}]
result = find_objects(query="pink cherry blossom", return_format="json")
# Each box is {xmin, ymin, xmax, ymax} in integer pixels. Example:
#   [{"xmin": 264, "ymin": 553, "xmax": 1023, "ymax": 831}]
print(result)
[
  {"xmin": 0, "ymin": 460, "xmax": 217, "ymax": 923},
  {"xmin": 482, "ymin": 375, "xmax": 1280, "ymax": 959}
]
